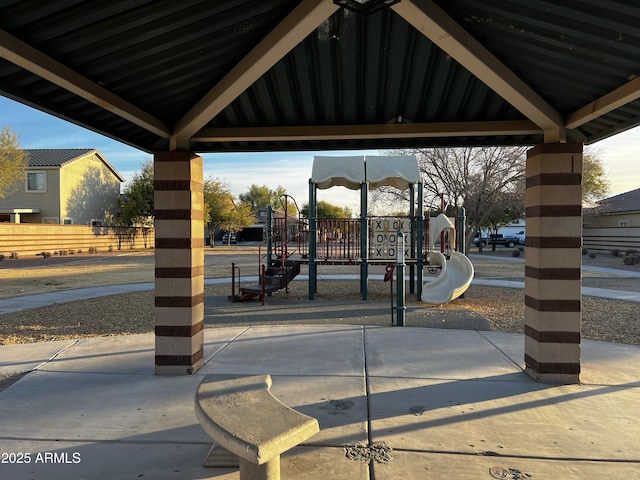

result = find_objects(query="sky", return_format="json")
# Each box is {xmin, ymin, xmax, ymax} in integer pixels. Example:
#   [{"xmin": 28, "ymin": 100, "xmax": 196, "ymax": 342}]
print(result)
[{"xmin": 1, "ymin": 95, "xmax": 639, "ymax": 214}]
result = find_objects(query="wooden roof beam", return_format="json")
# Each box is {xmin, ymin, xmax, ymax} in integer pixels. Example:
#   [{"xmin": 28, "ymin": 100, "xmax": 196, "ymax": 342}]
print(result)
[
  {"xmin": 192, "ymin": 120, "xmax": 542, "ymax": 142},
  {"xmin": 0, "ymin": 29, "xmax": 170, "ymax": 139},
  {"xmin": 172, "ymin": 0, "xmax": 339, "ymax": 150},
  {"xmin": 392, "ymin": 0, "xmax": 566, "ymax": 143},
  {"xmin": 566, "ymin": 76, "xmax": 640, "ymax": 129}
]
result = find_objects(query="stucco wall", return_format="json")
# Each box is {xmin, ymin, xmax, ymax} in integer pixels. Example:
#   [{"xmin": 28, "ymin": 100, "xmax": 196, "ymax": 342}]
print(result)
[
  {"xmin": 0, "ymin": 224, "xmax": 154, "ymax": 258},
  {"xmin": 0, "ymin": 167, "xmax": 61, "ymax": 223},
  {"xmin": 60, "ymin": 152, "xmax": 121, "ymax": 224},
  {"xmin": 583, "ymin": 212, "xmax": 640, "ymax": 228}
]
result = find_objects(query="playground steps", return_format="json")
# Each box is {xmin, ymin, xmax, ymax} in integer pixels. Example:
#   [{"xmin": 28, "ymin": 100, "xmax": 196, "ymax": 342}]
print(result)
[{"xmin": 236, "ymin": 260, "xmax": 301, "ymax": 301}]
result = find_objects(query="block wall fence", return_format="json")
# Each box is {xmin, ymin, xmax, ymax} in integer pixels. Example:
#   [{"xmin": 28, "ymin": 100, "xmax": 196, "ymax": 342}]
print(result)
[{"xmin": 0, "ymin": 224, "xmax": 154, "ymax": 258}]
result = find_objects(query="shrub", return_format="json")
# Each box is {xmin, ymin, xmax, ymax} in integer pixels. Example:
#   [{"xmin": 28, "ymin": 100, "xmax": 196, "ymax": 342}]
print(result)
[
  {"xmin": 589, "ymin": 252, "xmax": 596, "ymax": 259},
  {"xmin": 511, "ymin": 250, "xmax": 521, "ymax": 257},
  {"xmin": 623, "ymin": 256, "xmax": 637, "ymax": 265},
  {"xmin": 611, "ymin": 249, "xmax": 620, "ymax": 257},
  {"xmin": 0, "ymin": 254, "xmax": 4, "ymax": 262},
  {"xmin": 10, "ymin": 252, "xmax": 18, "ymax": 259},
  {"xmin": 582, "ymin": 247, "xmax": 589, "ymax": 255}
]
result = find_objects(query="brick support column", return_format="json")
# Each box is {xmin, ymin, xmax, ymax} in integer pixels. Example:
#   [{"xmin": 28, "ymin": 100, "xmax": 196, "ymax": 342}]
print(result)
[
  {"xmin": 524, "ymin": 143, "xmax": 583, "ymax": 384},
  {"xmin": 153, "ymin": 151, "xmax": 205, "ymax": 375}
]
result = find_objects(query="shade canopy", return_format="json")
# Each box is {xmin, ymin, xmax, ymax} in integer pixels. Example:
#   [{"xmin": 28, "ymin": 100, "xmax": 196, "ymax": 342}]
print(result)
[
  {"xmin": 311, "ymin": 155, "xmax": 419, "ymax": 190},
  {"xmin": 2, "ymin": 1, "xmax": 640, "ymax": 155}
]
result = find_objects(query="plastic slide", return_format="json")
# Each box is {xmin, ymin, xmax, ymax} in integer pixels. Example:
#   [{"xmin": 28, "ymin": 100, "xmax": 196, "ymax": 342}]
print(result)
[
  {"xmin": 421, "ymin": 251, "xmax": 474, "ymax": 305},
  {"xmin": 421, "ymin": 213, "xmax": 475, "ymax": 305}
]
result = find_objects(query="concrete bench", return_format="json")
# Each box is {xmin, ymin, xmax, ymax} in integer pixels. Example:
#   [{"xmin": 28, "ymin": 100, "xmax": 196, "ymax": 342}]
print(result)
[{"xmin": 195, "ymin": 374, "xmax": 320, "ymax": 480}]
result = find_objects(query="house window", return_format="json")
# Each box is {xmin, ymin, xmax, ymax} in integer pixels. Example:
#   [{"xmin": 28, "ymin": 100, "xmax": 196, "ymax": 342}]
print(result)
[
  {"xmin": 26, "ymin": 171, "xmax": 46, "ymax": 192},
  {"xmin": 619, "ymin": 220, "xmax": 628, "ymax": 227}
]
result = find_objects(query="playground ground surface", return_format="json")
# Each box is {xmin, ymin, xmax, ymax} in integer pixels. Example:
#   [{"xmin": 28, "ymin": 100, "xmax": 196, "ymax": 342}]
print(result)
[{"xmin": 0, "ymin": 246, "xmax": 638, "ymax": 347}]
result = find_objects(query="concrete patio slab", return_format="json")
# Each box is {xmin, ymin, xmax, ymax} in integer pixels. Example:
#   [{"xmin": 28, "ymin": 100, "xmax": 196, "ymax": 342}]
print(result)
[
  {"xmin": 372, "ymin": 450, "xmax": 640, "ymax": 479},
  {"xmin": 268, "ymin": 375, "xmax": 368, "ymax": 446},
  {"xmin": 0, "ymin": 324, "xmax": 638, "ymax": 479},
  {"xmin": 0, "ymin": 370, "xmax": 206, "ymax": 443},
  {"xmin": 368, "ymin": 375, "xmax": 640, "ymax": 461},
  {"xmin": 581, "ymin": 339, "xmax": 640, "ymax": 386},
  {"xmin": 365, "ymin": 327, "xmax": 522, "ymax": 379},
  {"xmin": 0, "ymin": 339, "xmax": 77, "ymax": 375},
  {"xmin": 200, "ymin": 325, "xmax": 365, "ymax": 376},
  {"xmin": 0, "ymin": 440, "xmax": 213, "ymax": 480}
]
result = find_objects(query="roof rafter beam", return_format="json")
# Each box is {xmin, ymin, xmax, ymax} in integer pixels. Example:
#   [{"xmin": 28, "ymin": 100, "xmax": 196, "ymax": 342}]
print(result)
[
  {"xmin": 0, "ymin": 29, "xmax": 170, "ymax": 139},
  {"xmin": 192, "ymin": 120, "xmax": 542, "ymax": 142},
  {"xmin": 566, "ymin": 76, "xmax": 640, "ymax": 129},
  {"xmin": 172, "ymin": 0, "xmax": 339, "ymax": 150},
  {"xmin": 392, "ymin": 0, "xmax": 566, "ymax": 143}
]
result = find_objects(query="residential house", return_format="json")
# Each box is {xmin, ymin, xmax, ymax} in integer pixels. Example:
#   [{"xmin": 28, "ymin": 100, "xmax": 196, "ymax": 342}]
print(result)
[
  {"xmin": 0, "ymin": 149, "xmax": 124, "ymax": 225},
  {"xmin": 584, "ymin": 187, "xmax": 640, "ymax": 228}
]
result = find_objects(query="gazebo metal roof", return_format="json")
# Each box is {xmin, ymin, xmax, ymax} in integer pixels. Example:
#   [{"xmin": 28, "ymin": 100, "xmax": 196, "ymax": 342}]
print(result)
[{"xmin": 2, "ymin": 0, "xmax": 640, "ymax": 154}]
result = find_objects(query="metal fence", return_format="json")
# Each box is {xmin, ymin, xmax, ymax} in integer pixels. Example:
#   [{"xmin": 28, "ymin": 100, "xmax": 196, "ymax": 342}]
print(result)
[{"xmin": 271, "ymin": 216, "xmax": 459, "ymax": 263}]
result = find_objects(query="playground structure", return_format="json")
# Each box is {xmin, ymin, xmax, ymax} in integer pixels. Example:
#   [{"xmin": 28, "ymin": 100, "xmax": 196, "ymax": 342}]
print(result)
[
  {"xmin": 233, "ymin": 155, "xmax": 474, "ymax": 305},
  {"xmin": 420, "ymin": 213, "xmax": 475, "ymax": 305}
]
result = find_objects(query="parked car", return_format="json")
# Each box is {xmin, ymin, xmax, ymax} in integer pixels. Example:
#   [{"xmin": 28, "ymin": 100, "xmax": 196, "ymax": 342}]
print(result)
[
  {"xmin": 473, "ymin": 233, "xmax": 519, "ymax": 248},
  {"xmin": 222, "ymin": 232, "xmax": 237, "ymax": 244},
  {"xmin": 515, "ymin": 230, "xmax": 526, "ymax": 244}
]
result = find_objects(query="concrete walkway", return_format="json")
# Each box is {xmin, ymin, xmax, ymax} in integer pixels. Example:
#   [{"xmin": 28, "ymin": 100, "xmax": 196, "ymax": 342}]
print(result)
[{"xmin": 0, "ymin": 327, "xmax": 639, "ymax": 479}]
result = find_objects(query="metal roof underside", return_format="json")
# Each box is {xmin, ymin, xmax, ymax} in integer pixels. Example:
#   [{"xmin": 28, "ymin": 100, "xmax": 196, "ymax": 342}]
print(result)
[{"xmin": 1, "ymin": 0, "xmax": 640, "ymax": 154}]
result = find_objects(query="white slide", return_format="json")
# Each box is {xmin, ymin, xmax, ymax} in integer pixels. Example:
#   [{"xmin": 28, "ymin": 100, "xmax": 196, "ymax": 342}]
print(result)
[
  {"xmin": 421, "ymin": 213, "xmax": 475, "ymax": 305},
  {"xmin": 421, "ymin": 251, "xmax": 474, "ymax": 305}
]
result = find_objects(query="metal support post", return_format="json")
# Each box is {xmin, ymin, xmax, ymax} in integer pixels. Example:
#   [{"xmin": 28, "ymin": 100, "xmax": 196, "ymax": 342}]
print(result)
[
  {"xmin": 308, "ymin": 180, "xmax": 317, "ymax": 300},
  {"xmin": 416, "ymin": 182, "xmax": 424, "ymax": 301},
  {"xmin": 266, "ymin": 206, "xmax": 273, "ymax": 268},
  {"xmin": 396, "ymin": 232, "xmax": 406, "ymax": 326},
  {"xmin": 360, "ymin": 182, "xmax": 368, "ymax": 300},
  {"xmin": 458, "ymin": 206, "xmax": 467, "ymax": 298},
  {"xmin": 409, "ymin": 184, "xmax": 415, "ymax": 295}
]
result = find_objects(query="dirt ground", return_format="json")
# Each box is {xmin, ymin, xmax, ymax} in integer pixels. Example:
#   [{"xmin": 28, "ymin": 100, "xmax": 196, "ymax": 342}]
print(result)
[{"xmin": 0, "ymin": 246, "xmax": 638, "ymax": 346}]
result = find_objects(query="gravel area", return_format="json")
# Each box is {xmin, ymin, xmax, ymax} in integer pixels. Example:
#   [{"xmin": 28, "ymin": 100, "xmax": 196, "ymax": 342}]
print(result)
[{"xmin": 0, "ymin": 248, "xmax": 638, "ymax": 346}]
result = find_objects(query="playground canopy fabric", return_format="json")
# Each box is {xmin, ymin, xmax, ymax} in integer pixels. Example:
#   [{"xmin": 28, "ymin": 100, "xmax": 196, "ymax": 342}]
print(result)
[
  {"xmin": 311, "ymin": 156, "xmax": 365, "ymax": 190},
  {"xmin": 311, "ymin": 155, "xmax": 420, "ymax": 191}
]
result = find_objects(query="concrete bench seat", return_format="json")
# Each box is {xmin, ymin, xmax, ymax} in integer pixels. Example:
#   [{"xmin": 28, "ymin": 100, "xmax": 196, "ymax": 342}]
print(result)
[{"xmin": 195, "ymin": 374, "xmax": 320, "ymax": 480}]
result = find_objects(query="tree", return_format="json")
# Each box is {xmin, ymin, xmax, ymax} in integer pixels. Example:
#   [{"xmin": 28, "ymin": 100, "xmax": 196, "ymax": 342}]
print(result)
[
  {"xmin": 582, "ymin": 147, "xmax": 610, "ymax": 207},
  {"xmin": 239, "ymin": 184, "xmax": 287, "ymax": 213},
  {"xmin": 204, "ymin": 178, "xmax": 238, "ymax": 246},
  {"xmin": 119, "ymin": 160, "xmax": 154, "ymax": 226},
  {"xmin": 374, "ymin": 146, "xmax": 527, "ymax": 247},
  {"xmin": 0, "ymin": 126, "xmax": 27, "ymax": 199},
  {"xmin": 301, "ymin": 200, "xmax": 352, "ymax": 218}
]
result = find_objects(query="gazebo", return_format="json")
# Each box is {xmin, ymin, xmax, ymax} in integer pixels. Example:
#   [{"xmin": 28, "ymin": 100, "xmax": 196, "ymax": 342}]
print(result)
[{"xmin": 2, "ymin": 0, "xmax": 640, "ymax": 383}]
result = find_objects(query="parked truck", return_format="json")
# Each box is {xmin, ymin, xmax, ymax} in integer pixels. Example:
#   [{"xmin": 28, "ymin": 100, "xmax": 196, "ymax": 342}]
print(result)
[{"xmin": 473, "ymin": 233, "xmax": 519, "ymax": 248}]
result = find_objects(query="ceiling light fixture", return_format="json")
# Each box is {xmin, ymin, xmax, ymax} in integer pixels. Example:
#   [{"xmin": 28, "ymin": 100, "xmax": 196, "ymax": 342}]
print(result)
[{"xmin": 333, "ymin": 0, "xmax": 401, "ymax": 16}]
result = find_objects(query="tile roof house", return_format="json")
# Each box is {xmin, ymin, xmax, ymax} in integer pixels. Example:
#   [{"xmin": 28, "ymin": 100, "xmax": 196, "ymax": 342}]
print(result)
[
  {"xmin": 0, "ymin": 149, "xmax": 124, "ymax": 224},
  {"xmin": 584, "ymin": 187, "xmax": 640, "ymax": 228}
]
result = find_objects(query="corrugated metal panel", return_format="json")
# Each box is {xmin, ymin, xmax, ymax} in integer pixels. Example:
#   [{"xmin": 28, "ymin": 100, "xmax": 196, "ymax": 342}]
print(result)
[
  {"xmin": 2, "ymin": 0, "xmax": 640, "ymax": 152},
  {"xmin": 440, "ymin": 0, "xmax": 640, "ymax": 143}
]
